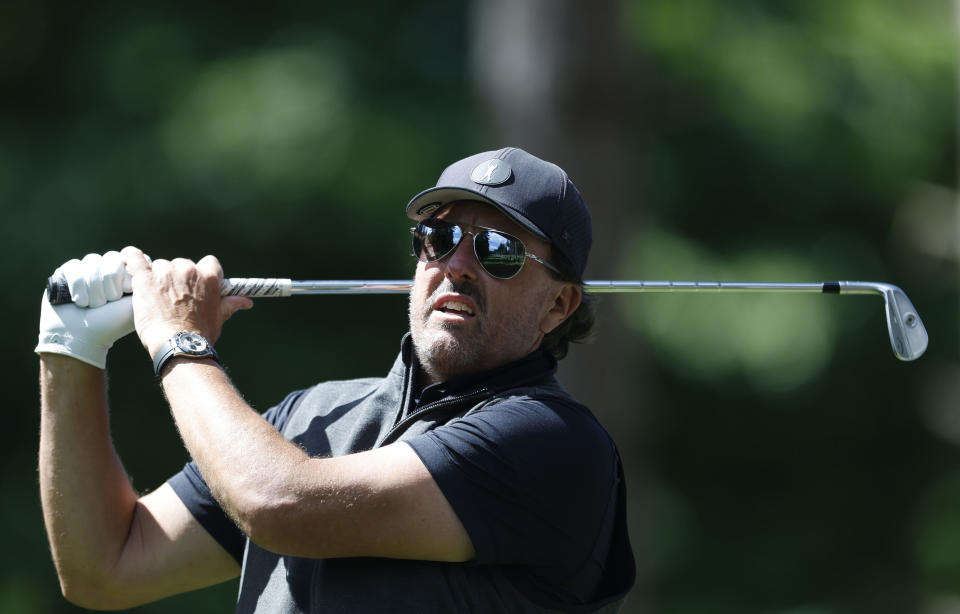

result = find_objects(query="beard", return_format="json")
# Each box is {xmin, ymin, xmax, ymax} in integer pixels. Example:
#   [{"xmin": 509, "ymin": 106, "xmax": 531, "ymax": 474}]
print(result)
[{"xmin": 408, "ymin": 278, "xmax": 490, "ymax": 382}]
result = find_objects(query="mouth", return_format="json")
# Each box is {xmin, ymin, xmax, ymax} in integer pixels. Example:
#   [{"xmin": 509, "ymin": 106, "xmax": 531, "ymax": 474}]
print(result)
[{"xmin": 433, "ymin": 294, "xmax": 478, "ymax": 318}]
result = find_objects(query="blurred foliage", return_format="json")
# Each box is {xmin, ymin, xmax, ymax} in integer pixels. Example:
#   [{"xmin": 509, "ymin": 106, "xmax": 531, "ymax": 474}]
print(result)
[
  {"xmin": 615, "ymin": 1, "xmax": 958, "ymax": 612},
  {"xmin": 3, "ymin": 1, "xmax": 957, "ymax": 613},
  {"xmin": 610, "ymin": 0, "xmax": 956, "ymax": 389},
  {"xmin": 621, "ymin": 229, "xmax": 839, "ymax": 392}
]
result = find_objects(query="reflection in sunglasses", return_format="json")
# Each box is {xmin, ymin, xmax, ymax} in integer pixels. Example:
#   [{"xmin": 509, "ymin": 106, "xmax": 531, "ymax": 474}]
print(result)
[{"xmin": 412, "ymin": 221, "xmax": 561, "ymax": 280}]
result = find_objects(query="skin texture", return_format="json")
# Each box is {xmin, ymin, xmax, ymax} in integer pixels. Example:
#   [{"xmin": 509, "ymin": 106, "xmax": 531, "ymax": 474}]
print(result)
[
  {"xmin": 38, "ymin": 202, "xmax": 581, "ymax": 608},
  {"xmin": 38, "ymin": 356, "xmax": 241, "ymax": 610}
]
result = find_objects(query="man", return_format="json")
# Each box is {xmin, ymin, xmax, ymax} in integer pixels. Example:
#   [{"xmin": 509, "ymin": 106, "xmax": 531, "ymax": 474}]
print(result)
[{"xmin": 37, "ymin": 147, "xmax": 636, "ymax": 612}]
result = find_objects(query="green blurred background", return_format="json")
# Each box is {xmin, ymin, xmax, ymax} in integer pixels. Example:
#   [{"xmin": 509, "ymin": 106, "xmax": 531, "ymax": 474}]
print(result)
[{"xmin": 5, "ymin": 1, "xmax": 958, "ymax": 612}]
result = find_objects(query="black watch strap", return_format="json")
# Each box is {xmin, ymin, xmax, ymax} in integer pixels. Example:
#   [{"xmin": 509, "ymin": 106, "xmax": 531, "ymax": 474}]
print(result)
[{"xmin": 152, "ymin": 331, "xmax": 221, "ymax": 376}]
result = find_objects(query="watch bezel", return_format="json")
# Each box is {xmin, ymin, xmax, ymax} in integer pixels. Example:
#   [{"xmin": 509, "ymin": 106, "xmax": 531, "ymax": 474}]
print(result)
[{"xmin": 174, "ymin": 331, "xmax": 210, "ymax": 355}]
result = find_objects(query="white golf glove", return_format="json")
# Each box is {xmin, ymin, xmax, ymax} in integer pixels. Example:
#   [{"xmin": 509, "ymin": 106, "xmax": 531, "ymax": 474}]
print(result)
[{"xmin": 35, "ymin": 251, "xmax": 138, "ymax": 369}]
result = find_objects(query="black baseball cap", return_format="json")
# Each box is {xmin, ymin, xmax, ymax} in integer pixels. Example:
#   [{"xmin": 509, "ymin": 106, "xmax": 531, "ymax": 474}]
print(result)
[{"xmin": 405, "ymin": 147, "xmax": 592, "ymax": 281}]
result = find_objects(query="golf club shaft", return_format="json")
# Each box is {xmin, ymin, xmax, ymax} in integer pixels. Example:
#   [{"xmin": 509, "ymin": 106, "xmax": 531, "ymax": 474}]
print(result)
[
  {"xmin": 42, "ymin": 275, "xmax": 911, "ymax": 300},
  {"xmin": 45, "ymin": 275, "xmax": 929, "ymax": 360},
  {"xmin": 215, "ymin": 278, "xmax": 927, "ymax": 362},
  {"xmin": 218, "ymin": 279, "xmax": 868, "ymax": 296}
]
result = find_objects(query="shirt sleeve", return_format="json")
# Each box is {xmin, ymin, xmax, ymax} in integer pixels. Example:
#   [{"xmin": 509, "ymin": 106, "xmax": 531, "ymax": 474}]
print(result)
[
  {"xmin": 166, "ymin": 388, "xmax": 309, "ymax": 564},
  {"xmin": 405, "ymin": 396, "xmax": 620, "ymax": 570}
]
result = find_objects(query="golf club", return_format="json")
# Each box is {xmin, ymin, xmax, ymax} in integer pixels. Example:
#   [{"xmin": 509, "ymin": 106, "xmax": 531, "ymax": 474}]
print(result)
[{"xmin": 46, "ymin": 275, "xmax": 929, "ymax": 361}]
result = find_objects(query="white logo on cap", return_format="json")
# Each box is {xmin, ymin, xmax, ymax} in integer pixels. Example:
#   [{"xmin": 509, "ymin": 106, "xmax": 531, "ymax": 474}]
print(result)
[
  {"xmin": 470, "ymin": 159, "xmax": 511, "ymax": 186},
  {"xmin": 479, "ymin": 161, "xmax": 498, "ymax": 182}
]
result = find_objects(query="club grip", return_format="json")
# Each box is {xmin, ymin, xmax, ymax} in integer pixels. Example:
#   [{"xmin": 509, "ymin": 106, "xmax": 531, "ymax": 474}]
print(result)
[
  {"xmin": 220, "ymin": 278, "xmax": 292, "ymax": 298},
  {"xmin": 46, "ymin": 274, "xmax": 74, "ymax": 305},
  {"xmin": 45, "ymin": 275, "xmax": 293, "ymax": 305}
]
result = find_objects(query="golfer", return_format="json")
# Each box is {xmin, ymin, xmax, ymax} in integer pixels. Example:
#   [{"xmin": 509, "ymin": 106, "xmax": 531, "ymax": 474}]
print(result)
[{"xmin": 38, "ymin": 147, "xmax": 636, "ymax": 612}]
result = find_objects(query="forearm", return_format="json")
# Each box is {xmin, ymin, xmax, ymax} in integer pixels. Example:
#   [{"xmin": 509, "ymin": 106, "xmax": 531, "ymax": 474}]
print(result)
[
  {"xmin": 159, "ymin": 359, "xmax": 311, "ymax": 539},
  {"xmin": 123, "ymin": 251, "xmax": 470, "ymax": 561},
  {"xmin": 37, "ymin": 250, "xmax": 250, "ymax": 609},
  {"xmin": 38, "ymin": 355, "xmax": 139, "ymax": 598},
  {"xmin": 158, "ymin": 360, "xmax": 473, "ymax": 562}
]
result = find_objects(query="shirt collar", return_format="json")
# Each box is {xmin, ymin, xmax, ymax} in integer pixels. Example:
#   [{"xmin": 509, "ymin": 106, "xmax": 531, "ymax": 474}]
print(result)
[{"xmin": 399, "ymin": 333, "xmax": 558, "ymax": 408}]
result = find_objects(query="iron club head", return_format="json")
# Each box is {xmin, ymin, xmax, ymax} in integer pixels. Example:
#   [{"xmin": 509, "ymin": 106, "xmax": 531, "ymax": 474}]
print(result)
[
  {"xmin": 881, "ymin": 284, "xmax": 928, "ymax": 361},
  {"xmin": 838, "ymin": 282, "xmax": 928, "ymax": 361}
]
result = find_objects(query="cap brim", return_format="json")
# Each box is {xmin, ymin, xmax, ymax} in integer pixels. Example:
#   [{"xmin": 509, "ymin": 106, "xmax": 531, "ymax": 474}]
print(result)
[{"xmin": 405, "ymin": 186, "xmax": 550, "ymax": 243}]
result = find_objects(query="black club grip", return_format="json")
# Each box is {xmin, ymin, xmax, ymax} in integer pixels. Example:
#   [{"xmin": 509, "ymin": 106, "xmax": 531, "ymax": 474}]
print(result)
[
  {"xmin": 46, "ymin": 274, "xmax": 293, "ymax": 305},
  {"xmin": 46, "ymin": 274, "xmax": 74, "ymax": 305}
]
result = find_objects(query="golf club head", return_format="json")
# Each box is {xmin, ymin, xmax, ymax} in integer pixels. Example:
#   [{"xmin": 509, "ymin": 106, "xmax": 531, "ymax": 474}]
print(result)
[{"xmin": 881, "ymin": 285, "xmax": 928, "ymax": 361}]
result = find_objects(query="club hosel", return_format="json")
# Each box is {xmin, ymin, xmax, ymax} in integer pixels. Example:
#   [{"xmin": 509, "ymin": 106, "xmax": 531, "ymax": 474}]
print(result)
[{"xmin": 835, "ymin": 281, "xmax": 896, "ymax": 296}]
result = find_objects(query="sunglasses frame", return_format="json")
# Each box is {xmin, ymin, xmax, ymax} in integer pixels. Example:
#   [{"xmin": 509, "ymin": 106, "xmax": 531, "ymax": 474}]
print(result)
[{"xmin": 411, "ymin": 220, "xmax": 562, "ymax": 280}]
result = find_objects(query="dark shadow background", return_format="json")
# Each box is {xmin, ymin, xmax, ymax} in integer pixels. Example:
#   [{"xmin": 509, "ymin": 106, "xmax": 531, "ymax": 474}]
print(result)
[{"xmin": 4, "ymin": 1, "xmax": 958, "ymax": 612}]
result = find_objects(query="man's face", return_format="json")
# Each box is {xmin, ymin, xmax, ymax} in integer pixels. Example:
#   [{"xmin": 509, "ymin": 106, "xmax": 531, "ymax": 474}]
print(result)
[{"xmin": 409, "ymin": 201, "xmax": 566, "ymax": 384}]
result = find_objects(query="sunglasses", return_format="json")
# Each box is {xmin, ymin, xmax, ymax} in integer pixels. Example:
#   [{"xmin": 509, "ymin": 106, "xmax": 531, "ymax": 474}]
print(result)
[{"xmin": 412, "ymin": 220, "xmax": 561, "ymax": 280}]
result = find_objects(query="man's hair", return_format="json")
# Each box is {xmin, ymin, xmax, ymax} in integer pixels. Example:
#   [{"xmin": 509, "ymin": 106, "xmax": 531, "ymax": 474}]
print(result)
[{"xmin": 541, "ymin": 253, "xmax": 596, "ymax": 360}]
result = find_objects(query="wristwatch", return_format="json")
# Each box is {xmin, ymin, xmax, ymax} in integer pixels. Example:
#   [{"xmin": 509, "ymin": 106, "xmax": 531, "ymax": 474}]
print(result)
[{"xmin": 152, "ymin": 331, "xmax": 221, "ymax": 376}]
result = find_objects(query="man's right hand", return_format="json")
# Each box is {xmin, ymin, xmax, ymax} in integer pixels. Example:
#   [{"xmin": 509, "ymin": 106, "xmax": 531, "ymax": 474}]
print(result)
[{"xmin": 35, "ymin": 251, "xmax": 137, "ymax": 369}]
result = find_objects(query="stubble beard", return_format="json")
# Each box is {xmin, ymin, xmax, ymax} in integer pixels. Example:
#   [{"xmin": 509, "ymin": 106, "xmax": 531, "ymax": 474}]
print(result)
[
  {"xmin": 409, "ymin": 277, "xmax": 550, "ymax": 383},
  {"xmin": 409, "ymin": 278, "xmax": 493, "ymax": 383}
]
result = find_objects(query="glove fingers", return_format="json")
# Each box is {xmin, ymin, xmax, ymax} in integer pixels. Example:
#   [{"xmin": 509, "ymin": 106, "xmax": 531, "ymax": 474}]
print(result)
[
  {"xmin": 101, "ymin": 251, "xmax": 126, "ymax": 301},
  {"xmin": 81, "ymin": 253, "xmax": 107, "ymax": 308},
  {"xmin": 51, "ymin": 250, "xmax": 145, "ymax": 307},
  {"xmin": 59, "ymin": 259, "xmax": 88, "ymax": 308},
  {"xmin": 39, "ymin": 250, "xmax": 142, "ymax": 369}
]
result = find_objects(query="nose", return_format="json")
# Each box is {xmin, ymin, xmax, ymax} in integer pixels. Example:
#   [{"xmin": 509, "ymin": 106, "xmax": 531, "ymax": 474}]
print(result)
[{"xmin": 443, "ymin": 231, "xmax": 480, "ymax": 282}]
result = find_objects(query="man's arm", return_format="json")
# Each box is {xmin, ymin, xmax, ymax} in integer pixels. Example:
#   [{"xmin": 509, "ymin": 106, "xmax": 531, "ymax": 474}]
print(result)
[
  {"xmin": 38, "ymin": 355, "xmax": 239, "ymax": 610},
  {"xmin": 123, "ymin": 247, "xmax": 475, "ymax": 562},
  {"xmin": 158, "ymin": 358, "xmax": 475, "ymax": 561}
]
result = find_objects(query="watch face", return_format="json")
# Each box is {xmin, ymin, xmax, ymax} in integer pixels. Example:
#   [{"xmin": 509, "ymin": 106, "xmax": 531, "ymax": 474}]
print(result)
[{"xmin": 175, "ymin": 331, "xmax": 209, "ymax": 354}]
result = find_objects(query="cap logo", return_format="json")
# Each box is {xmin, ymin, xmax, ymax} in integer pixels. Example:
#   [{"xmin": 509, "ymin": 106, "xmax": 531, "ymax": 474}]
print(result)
[{"xmin": 470, "ymin": 159, "xmax": 511, "ymax": 186}]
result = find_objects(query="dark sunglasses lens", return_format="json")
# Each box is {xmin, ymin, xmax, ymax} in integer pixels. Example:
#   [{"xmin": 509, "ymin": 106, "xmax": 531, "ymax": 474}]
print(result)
[
  {"xmin": 475, "ymin": 230, "xmax": 526, "ymax": 278},
  {"xmin": 413, "ymin": 222, "xmax": 459, "ymax": 262}
]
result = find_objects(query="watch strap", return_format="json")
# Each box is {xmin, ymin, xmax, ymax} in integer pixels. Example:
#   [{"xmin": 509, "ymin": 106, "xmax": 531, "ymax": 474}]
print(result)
[{"xmin": 152, "ymin": 331, "xmax": 221, "ymax": 376}]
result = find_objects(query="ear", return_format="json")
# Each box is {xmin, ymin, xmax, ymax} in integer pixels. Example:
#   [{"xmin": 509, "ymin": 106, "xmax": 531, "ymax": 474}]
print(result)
[{"xmin": 540, "ymin": 283, "xmax": 582, "ymax": 335}]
